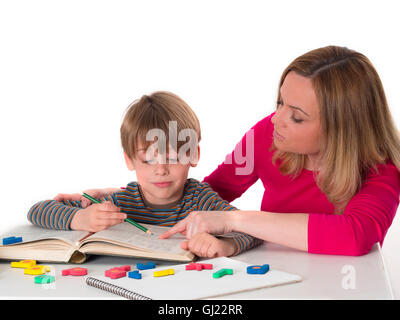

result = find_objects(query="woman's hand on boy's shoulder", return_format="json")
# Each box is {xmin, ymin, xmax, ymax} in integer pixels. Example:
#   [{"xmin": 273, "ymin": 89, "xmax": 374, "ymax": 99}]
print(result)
[
  {"xmin": 54, "ymin": 193, "xmax": 91, "ymax": 208},
  {"xmin": 53, "ymin": 188, "xmax": 122, "ymax": 208}
]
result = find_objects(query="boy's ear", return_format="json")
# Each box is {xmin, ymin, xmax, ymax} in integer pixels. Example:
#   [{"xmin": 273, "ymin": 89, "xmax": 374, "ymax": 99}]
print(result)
[
  {"xmin": 124, "ymin": 152, "xmax": 135, "ymax": 171},
  {"xmin": 190, "ymin": 146, "xmax": 200, "ymax": 168}
]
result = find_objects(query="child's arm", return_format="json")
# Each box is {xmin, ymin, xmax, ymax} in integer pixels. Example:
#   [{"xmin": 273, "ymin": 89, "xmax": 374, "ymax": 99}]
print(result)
[
  {"xmin": 27, "ymin": 199, "xmax": 83, "ymax": 230},
  {"xmin": 27, "ymin": 193, "xmax": 125, "ymax": 232},
  {"xmin": 178, "ymin": 212, "xmax": 263, "ymax": 256},
  {"xmin": 180, "ymin": 233, "xmax": 237, "ymax": 258}
]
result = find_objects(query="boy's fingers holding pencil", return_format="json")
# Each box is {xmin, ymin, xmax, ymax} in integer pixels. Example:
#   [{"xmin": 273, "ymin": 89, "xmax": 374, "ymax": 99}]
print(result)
[
  {"xmin": 96, "ymin": 202, "xmax": 126, "ymax": 221},
  {"xmin": 71, "ymin": 201, "xmax": 125, "ymax": 232},
  {"xmin": 98, "ymin": 211, "xmax": 127, "ymax": 220}
]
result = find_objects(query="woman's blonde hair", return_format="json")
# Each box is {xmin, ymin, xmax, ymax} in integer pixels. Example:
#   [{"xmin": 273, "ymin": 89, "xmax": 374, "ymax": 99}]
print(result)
[
  {"xmin": 272, "ymin": 46, "xmax": 400, "ymax": 213},
  {"xmin": 121, "ymin": 91, "xmax": 201, "ymax": 160}
]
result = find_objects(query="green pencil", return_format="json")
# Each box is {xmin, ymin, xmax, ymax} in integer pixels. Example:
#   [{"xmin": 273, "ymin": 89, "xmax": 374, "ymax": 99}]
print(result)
[
  {"xmin": 82, "ymin": 192, "xmax": 101, "ymax": 204},
  {"xmin": 82, "ymin": 192, "xmax": 152, "ymax": 235},
  {"xmin": 124, "ymin": 218, "xmax": 152, "ymax": 235}
]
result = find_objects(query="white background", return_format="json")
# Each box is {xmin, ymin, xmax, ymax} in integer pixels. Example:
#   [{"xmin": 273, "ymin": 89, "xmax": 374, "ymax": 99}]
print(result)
[{"xmin": 1, "ymin": 0, "xmax": 399, "ymax": 298}]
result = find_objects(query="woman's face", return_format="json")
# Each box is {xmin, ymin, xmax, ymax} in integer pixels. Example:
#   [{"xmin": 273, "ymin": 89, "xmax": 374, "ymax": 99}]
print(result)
[{"xmin": 271, "ymin": 71, "xmax": 321, "ymax": 160}]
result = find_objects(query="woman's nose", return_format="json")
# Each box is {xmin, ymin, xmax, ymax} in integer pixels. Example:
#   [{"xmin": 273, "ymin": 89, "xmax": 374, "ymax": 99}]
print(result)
[{"xmin": 272, "ymin": 105, "xmax": 286, "ymax": 127}]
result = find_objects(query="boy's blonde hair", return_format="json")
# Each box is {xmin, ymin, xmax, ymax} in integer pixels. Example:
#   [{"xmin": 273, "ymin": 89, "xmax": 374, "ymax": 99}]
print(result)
[{"xmin": 121, "ymin": 91, "xmax": 201, "ymax": 160}]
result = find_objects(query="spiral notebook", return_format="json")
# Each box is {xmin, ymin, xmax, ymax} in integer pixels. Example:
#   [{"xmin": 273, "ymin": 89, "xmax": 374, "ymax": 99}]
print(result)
[{"xmin": 85, "ymin": 257, "xmax": 302, "ymax": 300}]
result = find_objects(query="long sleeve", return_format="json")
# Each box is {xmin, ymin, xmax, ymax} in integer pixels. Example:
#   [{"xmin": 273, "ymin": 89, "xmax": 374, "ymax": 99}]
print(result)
[
  {"xmin": 204, "ymin": 113, "xmax": 400, "ymax": 256},
  {"xmin": 203, "ymin": 124, "xmax": 260, "ymax": 202},
  {"xmin": 27, "ymin": 199, "xmax": 83, "ymax": 230},
  {"xmin": 27, "ymin": 194, "xmax": 119, "ymax": 230},
  {"xmin": 197, "ymin": 183, "xmax": 263, "ymax": 255},
  {"xmin": 308, "ymin": 162, "xmax": 400, "ymax": 256}
]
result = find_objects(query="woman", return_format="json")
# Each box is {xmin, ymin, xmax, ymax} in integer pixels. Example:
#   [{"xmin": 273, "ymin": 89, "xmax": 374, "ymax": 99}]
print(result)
[{"xmin": 161, "ymin": 45, "xmax": 400, "ymax": 256}]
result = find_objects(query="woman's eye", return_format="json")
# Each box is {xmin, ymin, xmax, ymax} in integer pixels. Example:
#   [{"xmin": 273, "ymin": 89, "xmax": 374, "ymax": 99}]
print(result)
[
  {"xmin": 277, "ymin": 99, "xmax": 303, "ymax": 123},
  {"xmin": 291, "ymin": 115, "xmax": 304, "ymax": 123}
]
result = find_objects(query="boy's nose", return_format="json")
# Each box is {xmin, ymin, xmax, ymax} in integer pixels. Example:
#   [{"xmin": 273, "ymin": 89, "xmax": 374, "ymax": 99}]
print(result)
[{"xmin": 154, "ymin": 163, "xmax": 169, "ymax": 175}]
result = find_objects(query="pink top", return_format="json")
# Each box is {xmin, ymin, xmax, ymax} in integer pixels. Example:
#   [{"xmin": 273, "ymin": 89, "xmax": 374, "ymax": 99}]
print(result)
[{"xmin": 203, "ymin": 113, "xmax": 400, "ymax": 256}]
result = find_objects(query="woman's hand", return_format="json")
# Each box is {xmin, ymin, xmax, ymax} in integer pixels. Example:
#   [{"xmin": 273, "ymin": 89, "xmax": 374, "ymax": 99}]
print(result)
[
  {"xmin": 53, "ymin": 188, "xmax": 122, "ymax": 208},
  {"xmin": 70, "ymin": 201, "xmax": 127, "ymax": 232},
  {"xmin": 159, "ymin": 211, "xmax": 237, "ymax": 239}
]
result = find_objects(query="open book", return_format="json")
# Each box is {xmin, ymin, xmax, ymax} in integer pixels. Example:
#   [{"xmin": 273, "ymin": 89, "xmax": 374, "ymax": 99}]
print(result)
[{"xmin": 0, "ymin": 223, "xmax": 194, "ymax": 263}]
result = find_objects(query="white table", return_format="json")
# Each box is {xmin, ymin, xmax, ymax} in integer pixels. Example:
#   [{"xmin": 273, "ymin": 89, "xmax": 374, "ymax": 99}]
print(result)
[{"xmin": 0, "ymin": 242, "xmax": 392, "ymax": 299}]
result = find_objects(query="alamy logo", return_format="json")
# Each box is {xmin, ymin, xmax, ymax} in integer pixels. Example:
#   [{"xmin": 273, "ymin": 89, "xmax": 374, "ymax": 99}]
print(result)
[
  {"xmin": 224, "ymin": 129, "xmax": 254, "ymax": 175},
  {"xmin": 145, "ymin": 121, "xmax": 199, "ymax": 165},
  {"xmin": 144, "ymin": 122, "xmax": 255, "ymax": 175},
  {"xmin": 341, "ymin": 265, "xmax": 356, "ymax": 290}
]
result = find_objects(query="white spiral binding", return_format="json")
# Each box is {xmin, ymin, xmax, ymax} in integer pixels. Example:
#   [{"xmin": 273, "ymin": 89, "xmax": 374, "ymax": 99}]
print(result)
[{"xmin": 85, "ymin": 276, "xmax": 152, "ymax": 300}]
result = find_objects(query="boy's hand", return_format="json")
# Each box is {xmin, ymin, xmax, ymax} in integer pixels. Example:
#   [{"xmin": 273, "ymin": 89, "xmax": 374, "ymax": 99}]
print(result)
[
  {"xmin": 181, "ymin": 232, "xmax": 236, "ymax": 258},
  {"xmin": 54, "ymin": 188, "xmax": 122, "ymax": 208},
  {"xmin": 70, "ymin": 201, "xmax": 127, "ymax": 232}
]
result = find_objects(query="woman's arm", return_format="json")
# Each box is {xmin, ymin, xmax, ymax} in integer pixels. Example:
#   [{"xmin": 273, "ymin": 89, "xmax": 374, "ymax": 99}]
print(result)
[
  {"xmin": 162, "ymin": 163, "xmax": 400, "ymax": 256},
  {"xmin": 160, "ymin": 210, "xmax": 309, "ymax": 252},
  {"xmin": 230, "ymin": 211, "xmax": 309, "ymax": 251}
]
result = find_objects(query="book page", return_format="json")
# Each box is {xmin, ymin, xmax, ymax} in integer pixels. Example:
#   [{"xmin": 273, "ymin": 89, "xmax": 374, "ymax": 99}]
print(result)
[
  {"xmin": 83, "ymin": 223, "xmax": 185, "ymax": 254},
  {"xmin": 0, "ymin": 224, "xmax": 89, "ymax": 247}
]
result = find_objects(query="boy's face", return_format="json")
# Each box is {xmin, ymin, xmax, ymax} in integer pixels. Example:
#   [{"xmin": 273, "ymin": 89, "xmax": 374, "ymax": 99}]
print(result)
[{"xmin": 124, "ymin": 144, "xmax": 199, "ymax": 206}]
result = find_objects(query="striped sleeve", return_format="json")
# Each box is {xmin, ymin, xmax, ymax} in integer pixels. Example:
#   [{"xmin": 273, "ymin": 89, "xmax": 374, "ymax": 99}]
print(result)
[
  {"xmin": 197, "ymin": 183, "xmax": 263, "ymax": 255},
  {"xmin": 219, "ymin": 232, "xmax": 264, "ymax": 256},
  {"xmin": 27, "ymin": 200, "xmax": 82, "ymax": 230},
  {"xmin": 197, "ymin": 183, "xmax": 237, "ymax": 211},
  {"xmin": 27, "ymin": 194, "xmax": 120, "ymax": 230},
  {"xmin": 99, "ymin": 193, "xmax": 119, "ymax": 206}
]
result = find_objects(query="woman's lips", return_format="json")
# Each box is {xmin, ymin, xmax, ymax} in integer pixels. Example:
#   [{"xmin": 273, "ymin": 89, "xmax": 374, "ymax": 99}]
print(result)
[
  {"xmin": 153, "ymin": 182, "xmax": 172, "ymax": 188},
  {"xmin": 273, "ymin": 130, "xmax": 285, "ymax": 140}
]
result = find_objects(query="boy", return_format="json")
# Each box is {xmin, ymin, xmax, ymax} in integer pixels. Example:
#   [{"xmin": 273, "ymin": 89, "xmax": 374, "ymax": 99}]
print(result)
[{"xmin": 28, "ymin": 91, "xmax": 262, "ymax": 257}]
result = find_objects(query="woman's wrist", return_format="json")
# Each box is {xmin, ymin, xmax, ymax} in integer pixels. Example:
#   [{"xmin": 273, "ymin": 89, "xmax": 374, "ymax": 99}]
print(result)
[
  {"xmin": 227, "ymin": 210, "xmax": 309, "ymax": 251},
  {"xmin": 227, "ymin": 210, "xmax": 271, "ymax": 235},
  {"xmin": 227, "ymin": 210, "xmax": 246, "ymax": 233}
]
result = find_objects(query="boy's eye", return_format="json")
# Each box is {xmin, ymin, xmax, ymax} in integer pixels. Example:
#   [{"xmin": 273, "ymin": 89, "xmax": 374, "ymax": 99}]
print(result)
[{"xmin": 142, "ymin": 158, "xmax": 179, "ymax": 164}]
